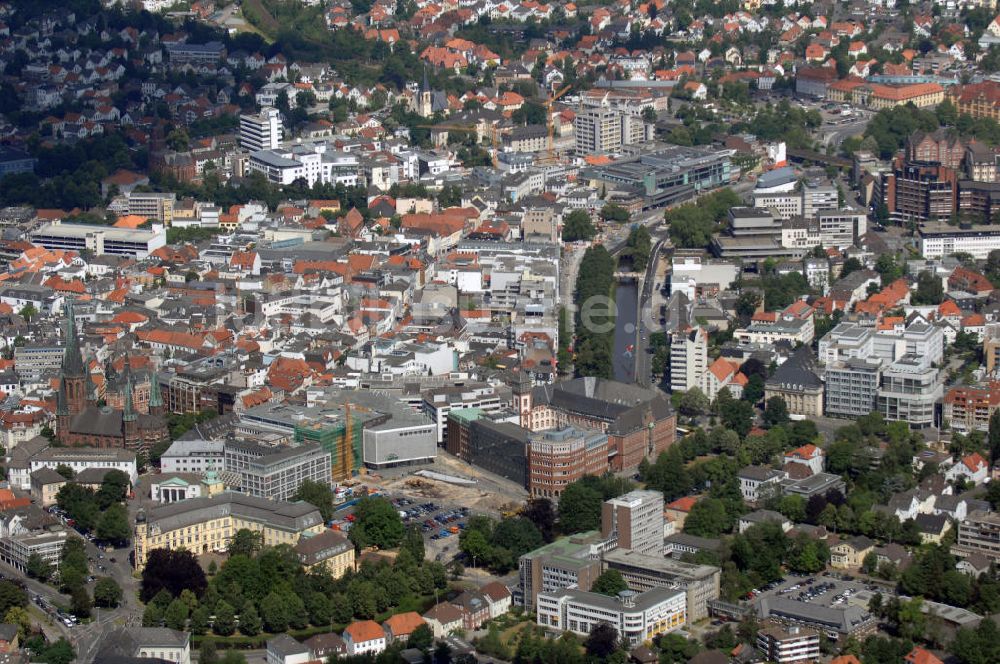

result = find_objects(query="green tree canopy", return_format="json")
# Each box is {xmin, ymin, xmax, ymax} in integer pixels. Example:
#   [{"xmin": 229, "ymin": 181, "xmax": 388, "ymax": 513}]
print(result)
[
  {"xmin": 562, "ymin": 210, "xmax": 596, "ymax": 242},
  {"xmin": 348, "ymin": 496, "xmax": 405, "ymax": 550},
  {"xmin": 591, "ymin": 569, "xmax": 628, "ymax": 596}
]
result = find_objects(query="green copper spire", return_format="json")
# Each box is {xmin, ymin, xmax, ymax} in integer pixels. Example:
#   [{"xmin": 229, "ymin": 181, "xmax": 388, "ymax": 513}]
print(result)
[
  {"xmin": 148, "ymin": 369, "xmax": 163, "ymax": 410},
  {"xmin": 61, "ymin": 299, "xmax": 86, "ymax": 378},
  {"xmin": 56, "ymin": 379, "xmax": 68, "ymax": 417},
  {"xmin": 122, "ymin": 356, "xmax": 136, "ymax": 423}
]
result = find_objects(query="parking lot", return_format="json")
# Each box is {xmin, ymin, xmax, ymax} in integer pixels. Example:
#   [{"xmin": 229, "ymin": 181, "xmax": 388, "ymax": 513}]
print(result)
[
  {"xmin": 400, "ymin": 499, "xmax": 470, "ymax": 539},
  {"xmin": 326, "ymin": 492, "xmax": 475, "ymax": 563},
  {"xmin": 752, "ymin": 572, "xmax": 885, "ymax": 611}
]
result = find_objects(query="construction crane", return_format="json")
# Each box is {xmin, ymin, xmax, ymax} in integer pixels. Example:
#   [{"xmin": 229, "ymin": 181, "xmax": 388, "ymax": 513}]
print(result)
[
  {"xmin": 542, "ymin": 84, "xmax": 572, "ymax": 164},
  {"xmin": 418, "ymin": 123, "xmax": 500, "ymax": 168},
  {"xmin": 330, "ymin": 402, "xmax": 354, "ymax": 482}
]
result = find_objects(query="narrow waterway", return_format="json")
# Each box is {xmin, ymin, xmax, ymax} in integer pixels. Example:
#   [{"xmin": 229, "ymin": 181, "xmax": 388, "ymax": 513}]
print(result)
[{"xmin": 612, "ymin": 281, "xmax": 638, "ymax": 384}]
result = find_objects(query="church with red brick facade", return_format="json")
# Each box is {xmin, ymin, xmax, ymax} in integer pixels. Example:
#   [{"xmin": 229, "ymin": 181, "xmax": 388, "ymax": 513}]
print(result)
[{"xmin": 56, "ymin": 300, "xmax": 169, "ymax": 454}]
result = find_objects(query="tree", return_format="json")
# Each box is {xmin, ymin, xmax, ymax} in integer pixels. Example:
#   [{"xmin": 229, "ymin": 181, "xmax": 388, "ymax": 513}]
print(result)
[
  {"xmin": 584, "ymin": 623, "xmax": 619, "ymax": 660},
  {"xmin": 678, "ymin": 388, "xmax": 710, "ymax": 416},
  {"xmin": 408, "ymin": 623, "xmax": 435, "ymax": 651},
  {"xmin": 722, "ymin": 400, "xmax": 754, "ymax": 439},
  {"xmin": 164, "ymin": 598, "xmax": 189, "ymax": 631},
  {"xmin": 3, "ymin": 606, "xmax": 30, "ymax": 640},
  {"xmin": 260, "ymin": 592, "xmax": 290, "ymax": 633},
  {"xmin": 460, "ymin": 528, "xmax": 492, "ymax": 568},
  {"xmin": 401, "ymin": 525, "xmax": 426, "ymax": 562},
  {"xmin": 558, "ymin": 481, "xmax": 603, "ymax": 533},
  {"xmin": 213, "ymin": 600, "xmax": 236, "ymax": 636},
  {"xmin": 240, "ymin": 604, "xmax": 262, "ymax": 636},
  {"xmin": 37, "ymin": 638, "xmax": 75, "ymax": 664},
  {"xmin": 331, "ymin": 593, "xmax": 353, "ymax": 624},
  {"xmin": 58, "ymin": 537, "xmax": 88, "ymax": 592},
  {"xmin": 491, "ymin": 518, "xmax": 544, "ymax": 561},
  {"xmin": 895, "ymin": 597, "xmax": 927, "ymax": 642},
  {"xmin": 0, "ymin": 582, "xmax": 25, "ymax": 617},
  {"xmin": 200, "ymin": 642, "xmax": 219, "ymax": 664},
  {"xmin": 97, "ymin": 469, "xmax": 130, "ymax": 506},
  {"xmin": 786, "ymin": 533, "xmax": 829, "ymax": 573},
  {"xmin": 228, "ymin": 529, "xmax": 263, "ymax": 558},
  {"xmin": 734, "ymin": 291, "xmax": 761, "ymax": 325},
  {"xmin": 684, "ymin": 498, "xmax": 733, "ymax": 537},
  {"xmin": 625, "ymin": 224, "xmax": 652, "ymax": 271},
  {"xmin": 659, "ymin": 632, "xmax": 700, "ymax": 663},
  {"xmin": 860, "ymin": 551, "xmax": 879, "ymax": 576},
  {"xmin": 875, "ymin": 253, "xmax": 903, "ymax": 283},
  {"xmin": 189, "ymin": 606, "xmax": 210, "ymax": 635},
  {"xmin": 142, "ymin": 604, "xmax": 163, "ymax": 627},
  {"xmin": 989, "ymin": 409, "xmax": 1000, "ymax": 465},
  {"xmin": 591, "ymin": 569, "xmax": 628, "ymax": 596},
  {"xmin": 293, "ymin": 479, "xmax": 335, "ymax": 522},
  {"xmin": 140, "ymin": 549, "xmax": 207, "ymax": 603},
  {"xmin": 437, "ymin": 184, "xmax": 462, "ymax": 208},
  {"xmin": 348, "ymin": 496, "xmax": 405, "ymax": 550},
  {"xmin": 26, "ymin": 553, "xmax": 53, "ymax": 582},
  {"xmin": 911, "ymin": 271, "xmax": 944, "ymax": 305},
  {"xmin": 521, "ymin": 498, "xmax": 557, "ymax": 542},
  {"xmin": 600, "ymin": 203, "xmax": 630, "ymax": 223},
  {"xmin": 742, "ymin": 374, "xmax": 765, "ymax": 404},
  {"xmin": 70, "ymin": 586, "xmax": 91, "ymax": 619},
  {"xmin": 300, "ymin": 591, "xmax": 329, "ymax": 626},
  {"xmin": 840, "ymin": 257, "xmax": 863, "ymax": 279},
  {"xmin": 562, "ymin": 210, "xmax": 596, "ymax": 242},
  {"xmin": 763, "ymin": 396, "xmax": 789, "ymax": 428},
  {"xmin": 93, "ymin": 577, "xmax": 122, "ymax": 608},
  {"xmin": 54, "ymin": 464, "xmax": 74, "ymax": 480},
  {"xmin": 96, "ymin": 503, "xmax": 130, "ymax": 543}
]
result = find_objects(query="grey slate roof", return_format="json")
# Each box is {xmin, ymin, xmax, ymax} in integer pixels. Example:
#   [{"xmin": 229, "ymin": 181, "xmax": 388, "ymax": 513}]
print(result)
[{"xmin": 766, "ymin": 346, "xmax": 823, "ymax": 391}]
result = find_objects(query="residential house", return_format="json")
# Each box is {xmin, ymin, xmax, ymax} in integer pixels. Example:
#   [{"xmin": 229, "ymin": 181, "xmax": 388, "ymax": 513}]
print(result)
[
  {"xmin": 830, "ymin": 536, "xmax": 875, "ymax": 569},
  {"xmin": 343, "ymin": 621, "xmax": 386, "ymax": 656},
  {"xmin": 945, "ymin": 452, "xmax": 990, "ymax": 486}
]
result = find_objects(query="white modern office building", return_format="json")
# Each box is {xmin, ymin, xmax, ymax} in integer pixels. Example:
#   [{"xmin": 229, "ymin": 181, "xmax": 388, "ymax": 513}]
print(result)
[
  {"xmin": 536, "ymin": 587, "xmax": 686, "ymax": 647},
  {"xmin": 247, "ymin": 145, "xmax": 359, "ymax": 187},
  {"xmin": 919, "ymin": 222, "xmax": 1000, "ymax": 259}
]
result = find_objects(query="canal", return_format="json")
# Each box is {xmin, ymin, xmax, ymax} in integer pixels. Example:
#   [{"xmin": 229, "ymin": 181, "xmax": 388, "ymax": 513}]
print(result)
[{"xmin": 612, "ymin": 281, "xmax": 638, "ymax": 383}]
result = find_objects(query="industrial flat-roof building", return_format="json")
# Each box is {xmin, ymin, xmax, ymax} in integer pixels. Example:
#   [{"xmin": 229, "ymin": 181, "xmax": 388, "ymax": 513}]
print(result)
[
  {"xmin": 579, "ymin": 145, "xmax": 732, "ymax": 208},
  {"xmin": 30, "ymin": 220, "xmax": 167, "ymax": 258}
]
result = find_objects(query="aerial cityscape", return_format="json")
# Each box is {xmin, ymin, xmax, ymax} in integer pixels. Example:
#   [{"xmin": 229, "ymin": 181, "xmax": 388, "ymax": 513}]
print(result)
[{"xmin": 5, "ymin": 0, "xmax": 1000, "ymax": 662}]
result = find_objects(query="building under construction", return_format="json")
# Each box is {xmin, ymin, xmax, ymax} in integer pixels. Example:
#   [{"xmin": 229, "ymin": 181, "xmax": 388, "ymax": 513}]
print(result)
[{"xmin": 294, "ymin": 414, "xmax": 363, "ymax": 482}]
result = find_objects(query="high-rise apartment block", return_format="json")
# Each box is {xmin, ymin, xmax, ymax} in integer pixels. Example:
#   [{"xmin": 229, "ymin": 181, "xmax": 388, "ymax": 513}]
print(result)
[
  {"xmin": 601, "ymin": 490, "xmax": 664, "ymax": 556},
  {"xmin": 573, "ymin": 108, "xmax": 651, "ymax": 155},
  {"xmin": 240, "ymin": 107, "xmax": 283, "ymax": 152}
]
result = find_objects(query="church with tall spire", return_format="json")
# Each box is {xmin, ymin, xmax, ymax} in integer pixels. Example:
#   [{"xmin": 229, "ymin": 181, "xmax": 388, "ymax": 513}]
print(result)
[{"xmin": 56, "ymin": 299, "xmax": 169, "ymax": 454}]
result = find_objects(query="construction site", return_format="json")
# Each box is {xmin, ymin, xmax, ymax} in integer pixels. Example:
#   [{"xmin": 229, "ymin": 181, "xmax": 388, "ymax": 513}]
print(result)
[{"xmin": 358, "ymin": 450, "xmax": 529, "ymax": 519}]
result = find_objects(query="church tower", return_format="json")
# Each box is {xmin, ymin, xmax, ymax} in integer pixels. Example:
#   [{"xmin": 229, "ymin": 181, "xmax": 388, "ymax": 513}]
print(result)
[
  {"xmin": 510, "ymin": 370, "xmax": 534, "ymax": 429},
  {"xmin": 60, "ymin": 299, "xmax": 88, "ymax": 416},
  {"xmin": 122, "ymin": 358, "xmax": 138, "ymax": 446},
  {"xmin": 148, "ymin": 369, "xmax": 165, "ymax": 417},
  {"xmin": 56, "ymin": 378, "xmax": 70, "ymax": 440},
  {"xmin": 419, "ymin": 66, "xmax": 432, "ymax": 118}
]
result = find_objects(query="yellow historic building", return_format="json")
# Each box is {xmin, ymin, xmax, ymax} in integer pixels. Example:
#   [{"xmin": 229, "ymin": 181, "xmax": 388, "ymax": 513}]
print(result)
[
  {"xmin": 133, "ymin": 491, "xmax": 325, "ymax": 569},
  {"xmin": 294, "ymin": 528, "xmax": 355, "ymax": 579}
]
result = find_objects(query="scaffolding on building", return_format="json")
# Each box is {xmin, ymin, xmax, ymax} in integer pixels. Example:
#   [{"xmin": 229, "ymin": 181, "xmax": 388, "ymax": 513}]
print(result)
[{"xmin": 294, "ymin": 409, "xmax": 361, "ymax": 482}]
